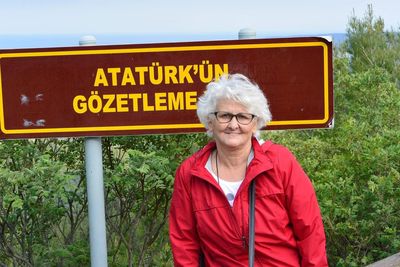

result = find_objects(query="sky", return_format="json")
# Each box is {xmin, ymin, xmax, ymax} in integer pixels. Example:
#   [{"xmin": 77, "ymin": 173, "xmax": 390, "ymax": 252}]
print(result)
[{"xmin": 1, "ymin": 0, "xmax": 399, "ymax": 47}]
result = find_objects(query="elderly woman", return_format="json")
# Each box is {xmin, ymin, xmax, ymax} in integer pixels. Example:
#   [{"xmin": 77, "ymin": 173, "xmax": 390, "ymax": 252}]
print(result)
[{"xmin": 169, "ymin": 73, "xmax": 328, "ymax": 266}]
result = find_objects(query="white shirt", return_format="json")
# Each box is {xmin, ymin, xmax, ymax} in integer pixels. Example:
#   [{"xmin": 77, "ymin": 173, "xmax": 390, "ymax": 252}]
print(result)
[{"xmin": 205, "ymin": 149, "xmax": 254, "ymax": 207}]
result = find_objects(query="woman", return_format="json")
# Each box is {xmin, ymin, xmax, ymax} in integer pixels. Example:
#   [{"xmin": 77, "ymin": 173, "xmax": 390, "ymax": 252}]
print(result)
[{"xmin": 169, "ymin": 73, "xmax": 328, "ymax": 266}]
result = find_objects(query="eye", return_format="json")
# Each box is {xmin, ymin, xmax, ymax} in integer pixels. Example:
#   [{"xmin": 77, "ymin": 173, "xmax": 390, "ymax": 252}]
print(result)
[
  {"xmin": 219, "ymin": 112, "xmax": 232, "ymax": 120},
  {"xmin": 237, "ymin": 113, "xmax": 252, "ymax": 120}
]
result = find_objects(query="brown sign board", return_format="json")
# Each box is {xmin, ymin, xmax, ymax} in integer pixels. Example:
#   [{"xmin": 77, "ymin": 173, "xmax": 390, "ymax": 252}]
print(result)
[{"xmin": 0, "ymin": 37, "xmax": 333, "ymax": 139}]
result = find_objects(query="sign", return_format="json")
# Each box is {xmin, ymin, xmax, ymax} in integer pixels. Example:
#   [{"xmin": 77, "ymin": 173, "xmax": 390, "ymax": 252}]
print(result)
[{"xmin": 0, "ymin": 37, "xmax": 333, "ymax": 139}]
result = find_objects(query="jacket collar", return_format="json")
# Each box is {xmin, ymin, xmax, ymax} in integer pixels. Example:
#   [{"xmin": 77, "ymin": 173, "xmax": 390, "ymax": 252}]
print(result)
[
  {"xmin": 240, "ymin": 137, "xmax": 274, "ymax": 190},
  {"xmin": 189, "ymin": 141, "xmax": 218, "ymax": 185}
]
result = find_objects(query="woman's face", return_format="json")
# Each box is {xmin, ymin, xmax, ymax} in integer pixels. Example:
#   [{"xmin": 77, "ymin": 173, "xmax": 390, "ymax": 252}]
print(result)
[{"xmin": 208, "ymin": 99, "xmax": 258, "ymax": 150}]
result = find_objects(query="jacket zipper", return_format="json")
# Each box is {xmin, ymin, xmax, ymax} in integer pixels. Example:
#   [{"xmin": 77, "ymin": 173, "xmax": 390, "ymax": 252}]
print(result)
[
  {"xmin": 232, "ymin": 178, "xmax": 255, "ymax": 251},
  {"xmin": 241, "ymin": 195, "xmax": 248, "ymax": 249},
  {"xmin": 226, "ymin": 196, "xmax": 245, "ymax": 248},
  {"xmin": 195, "ymin": 171, "xmax": 250, "ymax": 251}
]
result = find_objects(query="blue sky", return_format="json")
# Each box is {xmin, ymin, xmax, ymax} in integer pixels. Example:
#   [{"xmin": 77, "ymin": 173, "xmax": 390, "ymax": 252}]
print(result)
[
  {"xmin": 1, "ymin": 0, "xmax": 399, "ymax": 35},
  {"xmin": 0, "ymin": 0, "xmax": 399, "ymax": 48}
]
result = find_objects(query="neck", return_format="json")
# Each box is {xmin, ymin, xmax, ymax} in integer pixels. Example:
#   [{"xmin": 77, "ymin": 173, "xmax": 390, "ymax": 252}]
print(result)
[{"xmin": 215, "ymin": 142, "xmax": 252, "ymax": 168}]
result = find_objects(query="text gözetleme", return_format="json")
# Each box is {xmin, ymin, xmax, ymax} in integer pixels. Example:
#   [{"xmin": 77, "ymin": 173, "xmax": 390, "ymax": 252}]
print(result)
[{"xmin": 72, "ymin": 61, "xmax": 229, "ymax": 114}]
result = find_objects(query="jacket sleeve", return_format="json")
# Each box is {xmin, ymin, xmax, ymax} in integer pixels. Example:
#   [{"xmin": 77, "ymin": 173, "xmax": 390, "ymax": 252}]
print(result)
[
  {"xmin": 278, "ymin": 147, "xmax": 328, "ymax": 267},
  {"xmin": 169, "ymin": 164, "xmax": 201, "ymax": 267}
]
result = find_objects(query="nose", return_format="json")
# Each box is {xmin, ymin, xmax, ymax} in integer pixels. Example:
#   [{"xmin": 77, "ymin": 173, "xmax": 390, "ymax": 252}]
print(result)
[{"xmin": 227, "ymin": 116, "xmax": 240, "ymax": 129}]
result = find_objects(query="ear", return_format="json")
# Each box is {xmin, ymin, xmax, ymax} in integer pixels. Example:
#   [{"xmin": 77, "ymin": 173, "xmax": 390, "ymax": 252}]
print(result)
[
  {"xmin": 251, "ymin": 120, "xmax": 258, "ymax": 135},
  {"xmin": 207, "ymin": 116, "xmax": 214, "ymax": 130}
]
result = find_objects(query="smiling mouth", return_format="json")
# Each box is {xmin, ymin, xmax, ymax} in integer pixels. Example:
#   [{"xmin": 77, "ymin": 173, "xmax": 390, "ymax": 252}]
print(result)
[{"xmin": 224, "ymin": 131, "xmax": 241, "ymax": 134}]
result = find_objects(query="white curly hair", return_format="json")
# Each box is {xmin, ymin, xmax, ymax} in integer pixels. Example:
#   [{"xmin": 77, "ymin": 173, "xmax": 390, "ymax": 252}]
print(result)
[{"xmin": 196, "ymin": 73, "xmax": 272, "ymax": 137}]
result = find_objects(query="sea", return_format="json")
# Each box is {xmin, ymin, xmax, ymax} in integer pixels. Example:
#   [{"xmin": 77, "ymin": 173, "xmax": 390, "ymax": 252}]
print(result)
[{"xmin": 0, "ymin": 32, "xmax": 347, "ymax": 49}]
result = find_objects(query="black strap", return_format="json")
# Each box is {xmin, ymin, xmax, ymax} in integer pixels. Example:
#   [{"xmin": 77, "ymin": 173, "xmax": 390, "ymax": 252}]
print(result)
[
  {"xmin": 199, "ymin": 251, "xmax": 205, "ymax": 267},
  {"xmin": 248, "ymin": 179, "xmax": 256, "ymax": 267}
]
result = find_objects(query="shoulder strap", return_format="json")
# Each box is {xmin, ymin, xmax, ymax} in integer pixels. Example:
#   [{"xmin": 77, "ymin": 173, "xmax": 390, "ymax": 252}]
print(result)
[{"xmin": 248, "ymin": 179, "xmax": 255, "ymax": 267}]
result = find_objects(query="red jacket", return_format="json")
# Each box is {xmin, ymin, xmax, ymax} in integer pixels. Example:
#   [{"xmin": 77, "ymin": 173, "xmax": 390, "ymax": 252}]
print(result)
[{"xmin": 169, "ymin": 138, "xmax": 328, "ymax": 266}]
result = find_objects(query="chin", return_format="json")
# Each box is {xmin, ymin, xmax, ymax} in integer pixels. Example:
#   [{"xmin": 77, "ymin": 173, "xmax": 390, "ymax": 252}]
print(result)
[{"xmin": 221, "ymin": 137, "xmax": 248, "ymax": 148}]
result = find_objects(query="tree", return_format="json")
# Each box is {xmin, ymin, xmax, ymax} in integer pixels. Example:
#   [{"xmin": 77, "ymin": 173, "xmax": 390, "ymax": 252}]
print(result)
[
  {"xmin": 346, "ymin": 4, "xmax": 400, "ymax": 87},
  {"xmin": 0, "ymin": 139, "xmax": 90, "ymax": 266}
]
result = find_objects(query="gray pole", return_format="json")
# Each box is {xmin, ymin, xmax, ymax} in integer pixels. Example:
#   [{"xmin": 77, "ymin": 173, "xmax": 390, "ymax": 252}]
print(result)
[
  {"xmin": 239, "ymin": 28, "xmax": 256, "ymax": 267},
  {"xmin": 80, "ymin": 35, "xmax": 108, "ymax": 267}
]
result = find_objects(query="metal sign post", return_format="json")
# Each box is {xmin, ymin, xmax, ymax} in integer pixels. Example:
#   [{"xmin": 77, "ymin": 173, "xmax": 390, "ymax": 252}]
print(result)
[
  {"xmin": 80, "ymin": 36, "xmax": 108, "ymax": 267},
  {"xmin": 238, "ymin": 28, "xmax": 256, "ymax": 267}
]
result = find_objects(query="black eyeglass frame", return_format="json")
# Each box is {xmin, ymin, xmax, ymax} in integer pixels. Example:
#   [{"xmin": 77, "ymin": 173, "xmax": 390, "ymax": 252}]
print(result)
[{"xmin": 212, "ymin": 111, "xmax": 257, "ymax": 125}]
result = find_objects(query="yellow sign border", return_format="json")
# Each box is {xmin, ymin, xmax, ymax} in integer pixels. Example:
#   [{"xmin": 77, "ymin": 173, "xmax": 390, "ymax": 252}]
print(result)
[{"xmin": 0, "ymin": 41, "xmax": 331, "ymax": 135}]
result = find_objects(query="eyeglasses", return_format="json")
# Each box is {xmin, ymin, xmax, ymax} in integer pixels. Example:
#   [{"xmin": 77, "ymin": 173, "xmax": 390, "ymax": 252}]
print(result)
[{"xmin": 212, "ymin": 111, "xmax": 256, "ymax": 125}]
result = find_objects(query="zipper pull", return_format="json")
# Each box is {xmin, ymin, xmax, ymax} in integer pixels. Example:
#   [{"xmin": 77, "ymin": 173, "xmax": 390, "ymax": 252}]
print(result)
[{"xmin": 242, "ymin": 236, "xmax": 247, "ymax": 249}]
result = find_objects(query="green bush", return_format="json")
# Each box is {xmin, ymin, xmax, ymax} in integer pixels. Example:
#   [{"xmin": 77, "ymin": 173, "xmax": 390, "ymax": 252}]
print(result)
[{"xmin": 265, "ymin": 51, "xmax": 400, "ymax": 267}]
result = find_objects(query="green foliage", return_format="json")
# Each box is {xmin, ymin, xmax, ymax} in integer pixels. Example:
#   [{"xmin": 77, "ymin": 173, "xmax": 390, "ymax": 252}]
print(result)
[
  {"xmin": 103, "ymin": 134, "xmax": 207, "ymax": 267},
  {"xmin": 105, "ymin": 149, "xmax": 173, "ymax": 266},
  {"xmin": 0, "ymin": 133, "xmax": 207, "ymax": 266},
  {"xmin": 345, "ymin": 4, "xmax": 400, "ymax": 87},
  {"xmin": 0, "ymin": 140, "xmax": 88, "ymax": 266},
  {"xmin": 0, "ymin": 138, "xmax": 89, "ymax": 266},
  {"xmin": 321, "ymin": 68, "xmax": 399, "ymax": 265}
]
